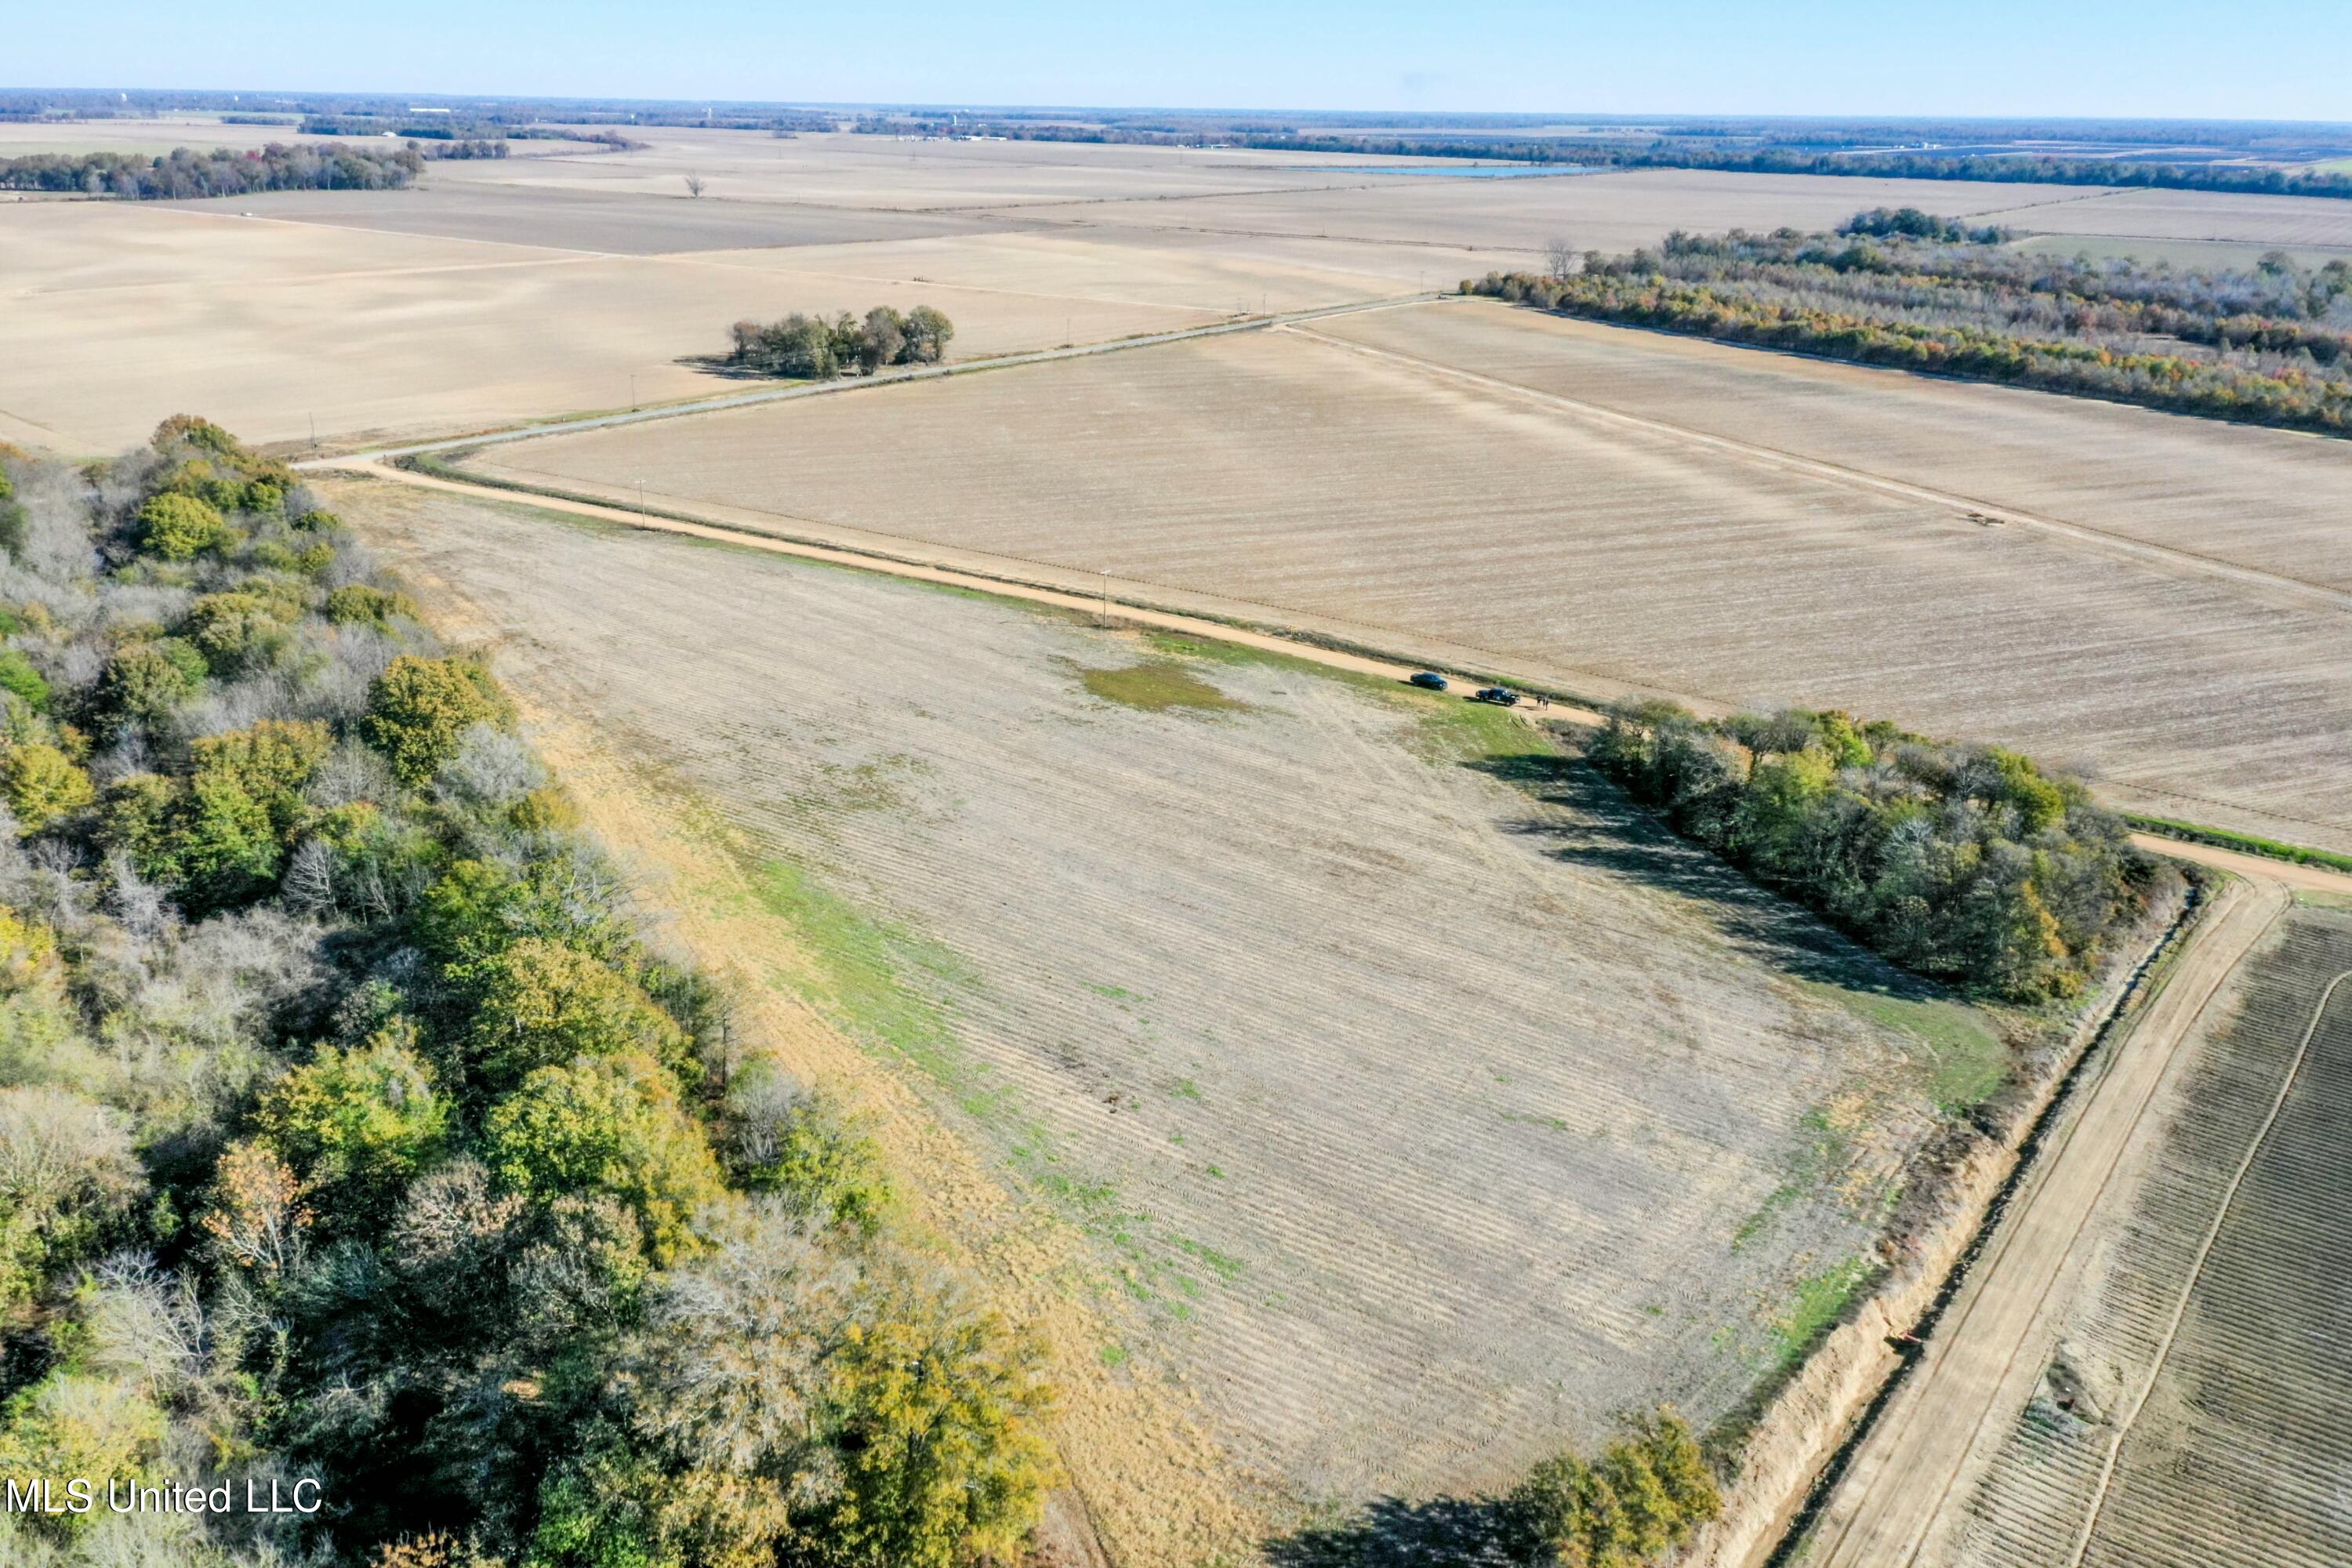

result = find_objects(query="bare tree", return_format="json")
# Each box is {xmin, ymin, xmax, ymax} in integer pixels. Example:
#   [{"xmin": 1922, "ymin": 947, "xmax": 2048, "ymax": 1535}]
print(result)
[
  {"xmin": 1542, "ymin": 235, "xmax": 1577, "ymax": 281},
  {"xmin": 684, "ymin": 173, "xmax": 706, "ymax": 198}
]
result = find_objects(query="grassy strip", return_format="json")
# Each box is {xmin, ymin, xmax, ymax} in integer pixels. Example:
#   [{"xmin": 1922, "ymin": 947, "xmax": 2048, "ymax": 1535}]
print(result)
[{"xmin": 2125, "ymin": 813, "xmax": 2352, "ymax": 875}]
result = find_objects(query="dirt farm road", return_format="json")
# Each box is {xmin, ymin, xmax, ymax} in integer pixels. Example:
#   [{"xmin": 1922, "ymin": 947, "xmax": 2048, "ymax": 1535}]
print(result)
[
  {"xmin": 292, "ymin": 292, "xmax": 1446, "ymax": 471},
  {"xmin": 1804, "ymin": 864, "xmax": 2314, "ymax": 1568}
]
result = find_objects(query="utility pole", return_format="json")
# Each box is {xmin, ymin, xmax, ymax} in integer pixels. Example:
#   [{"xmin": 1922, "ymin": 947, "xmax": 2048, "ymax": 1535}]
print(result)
[
  {"xmin": 309, "ymin": 412, "xmax": 318, "ymax": 451},
  {"xmin": 630, "ymin": 374, "xmax": 637, "ymax": 412},
  {"xmin": 1101, "ymin": 568, "xmax": 1111, "ymax": 619}
]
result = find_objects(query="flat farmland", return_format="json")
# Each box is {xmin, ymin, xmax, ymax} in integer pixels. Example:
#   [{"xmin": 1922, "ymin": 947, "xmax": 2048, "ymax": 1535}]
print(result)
[
  {"xmin": 1950, "ymin": 906, "xmax": 2352, "ymax": 1568},
  {"xmin": 1973, "ymin": 185, "xmax": 2352, "ymax": 248},
  {"xmin": 1000, "ymin": 168, "xmax": 2099, "ymax": 257},
  {"xmin": 158, "ymin": 182, "xmax": 1004, "ymax": 254},
  {"xmin": 1313, "ymin": 302, "xmax": 2352, "ymax": 594},
  {"xmin": 2, "ymin": 199, "xmax": 1457, "ymax": 451},
  {"xmin": 467, "ymin": 317, "xmax": 2352, "ymax": 851},
  {"xmin": 0, "ymin": 113, "xmax": 299, "ymax": 158},
  {"xmin": 341, "ymin": 478, "xmax": 1983, "ymax": 1531},
  {"xmin": 430, "ymin": 127, "xmax": 1417, "ymax": 209}
]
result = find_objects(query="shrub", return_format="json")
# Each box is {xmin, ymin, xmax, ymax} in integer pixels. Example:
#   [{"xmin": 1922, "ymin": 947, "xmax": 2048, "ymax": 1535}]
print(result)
[
  {"xmin": 732, "ymin": 1079, "xmax": 891, "ymax": 1240},
  {"xmin": 469, "ymin": 938, "xmax": 693, "ymax": 1093},
  {"xmin": 0, "ymin": 651, "xmax": 48, "ymax": 715},
  {"xmin": 255, "ymin": 1027, "xmax": 449, "ymax": 1231},
  {"xmin": 0, "ymin": 1087, "xmax": 142, "ymax": 1314},
  {"xmin": 1511, "ymin": 1411, "xmax": 1719, "ymax": 1567},
  {"xmin": 1, "ymin": 743, "xmax": 93, "ymax": 831},
  {"xmin": 364, "ymin": 655, "xmax": 515, "ymax": 784},
  {"xmin": 94, "ymin": 638, "xmax": 205, "ymax": 736},
  {"xmin": 810, "ymin": 1265, "xmax": 1058, "ymax": 1568},
  {"xmin": 184, "ymin": 590, "xmax": 296, "ymax": 674},
  {"xmin": 136, "ymin": 492, "xmax": 232, "ymax": 560},
  {"xmin": 326, "ymin": 584, "xmax": 422, "ymax": 627},
  {"xmin": 484, "ymin": 1051, "xmax": 725, "ymax": 1267}
]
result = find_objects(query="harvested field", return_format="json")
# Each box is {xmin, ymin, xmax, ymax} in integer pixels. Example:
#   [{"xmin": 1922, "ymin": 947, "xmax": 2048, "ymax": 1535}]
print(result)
[
  {"xmin": 1000, "ymin": 168, "xmax": 2098, "ymax": 257},
  {"xmin": 1313, "ymin": 302, "xmax": 2352, "ymax": 595},
  {"xmin": 430, "ymin": 126, "xmax": 1439, "ymax": 209},
  {"xmin": 1949, "ymin": 904, "xmax": 2352, "ymax": 1568},
  {"xmin": 158, "ymin": 183, "xmax": 1004, "ymax": 254},
  {"xmin": 2, "ymin": 203, "xmax": 1444, "ymax": 451},
  {"xmin": 0, "ymin": 113, "xmax": 299, "ymax": 158},
  {"xmin": 1974, "ymin": 185, "xmax": 2352, "ymax": 249},
  {"xmin": 339, "ymin": 477, "xmax": 1991, "ymax": 1527},
  {"xmin": 466, "ymin": 312, "xmax": 2352, "ymax": 852}
]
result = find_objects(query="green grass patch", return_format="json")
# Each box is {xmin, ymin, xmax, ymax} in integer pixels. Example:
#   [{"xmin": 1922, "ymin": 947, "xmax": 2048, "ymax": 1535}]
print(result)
[
  {"xmin": 1773, "ymin": 1256, "xmax": 1878, "ymax": 1371},
  {"xmin": 1406, "ymin": 695, "xmax": 1544, "ymax": 769},
  {"xmin": 1078, "ymin": 659, "xmax": 1246, "ymax": 713},
  {"xmin": 2125, "ymin": 811, "xmax": 2352, "ymax": 875},
  {"xmin": 1733, "ymin": 1100, "xmax": 1861, "ymax": 1250},
  {"xmin": 735, "ymin": 851, "xmax": 984, "ymax": 1098},
  {"xmin": 1802, "ymin": 982, "xmax": 2009, "ymax": 1112}
]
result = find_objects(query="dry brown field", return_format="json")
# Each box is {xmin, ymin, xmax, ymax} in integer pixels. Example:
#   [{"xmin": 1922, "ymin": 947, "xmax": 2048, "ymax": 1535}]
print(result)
[
  {"xmin": 16, "ymin": 125, "xmax": 2351, "ymax": 453},
  {"xmin": 996, "ymin": 167, "xmax": 2096, "ymax": 255},
  {"xmin": 339, "ymin": 476, "xmax": 1991, "ymax": 1541},
  {"xmin": 1973, "ymin": 184, "xmax": 2352, "ymax": 248},
  {"xmin": 0, "ymin": 199, "xmax": 1483, "ymax": 452},
  {"xmin": 0, "ymin": 113, "xmax": 302, "ymax": 158},
  {"xmin": 466, "ymin": 309, "xmax": 2352, "ymax": 853},
  {"xmin": 1950, "ymin": 905, "xmax": 2352, "ymax": 1568},
  {"xmin": 159, "ymin": 182, "xmax": 1000, "ymax": 253},
  {"xmin": 1314, "ymin": 302, "xmax": 2352, "ymax": 594},
  {"xmin": 428, "ymin": 126, "xmax": 1425, "ymax": 209}
]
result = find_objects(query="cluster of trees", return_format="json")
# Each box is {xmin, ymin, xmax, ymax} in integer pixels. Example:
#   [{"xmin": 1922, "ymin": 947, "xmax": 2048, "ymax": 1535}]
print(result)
[
  {"xmin": 727, "ymin": 306, "xmax": 955, "ymax": 378},
  {"xmin": 0, "ymin": 143, "xmax": 425, "ymax": 199},
  {"xmin": 0, "ymin": 419, "xmax": 1054, "ymax": 1565},
  {"xmin": 1588, "ymin": 702, "xmax": 2164, "ymax": 1001},
  {"xmin": 1508, "ymin": 1411, "xmax": 1720, "ymax": 1567},
  {"xmin": 1465, "ymin": 212, "xmax": 2352, "ymax": 435}
]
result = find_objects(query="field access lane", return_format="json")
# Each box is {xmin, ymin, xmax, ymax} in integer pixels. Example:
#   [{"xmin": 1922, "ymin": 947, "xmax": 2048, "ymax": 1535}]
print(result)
[{"xmin": 1806, "ymin": 870, "xmax": 2297, "ymax": 1568}]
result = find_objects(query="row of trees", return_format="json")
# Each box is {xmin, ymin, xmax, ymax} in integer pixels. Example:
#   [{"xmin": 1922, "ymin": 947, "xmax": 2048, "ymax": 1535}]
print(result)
[
  {"xmin": 1588, "ymin": 702, "xmax": 2165, "ymax": 1000},
  {"xmin": 1466, "ymin": 212, "xmax": 2352, "ymax": 435},
  {"xmin": 0, "ymin": 143, "xmax": 426, "ymax": 199},
  {"xmin": 727, "ymin": 305, "xmax": 956, "ymax": 378},
  {"xmin": 0, "ymin": 419, "xmax": 1054, "ymax": 1566}
]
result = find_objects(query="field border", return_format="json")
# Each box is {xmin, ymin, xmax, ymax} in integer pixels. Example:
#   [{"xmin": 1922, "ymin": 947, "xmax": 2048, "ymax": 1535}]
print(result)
[{"xmin": 2123, "ymin": 811, "xmax": 2352, "ymax": 876}]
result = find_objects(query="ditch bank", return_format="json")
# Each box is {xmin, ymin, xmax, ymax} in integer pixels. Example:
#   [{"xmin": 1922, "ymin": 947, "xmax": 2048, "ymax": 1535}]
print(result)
[{"xmin": 1681, "ymin": 876, "xmax": 2202, "ymax": 1568}]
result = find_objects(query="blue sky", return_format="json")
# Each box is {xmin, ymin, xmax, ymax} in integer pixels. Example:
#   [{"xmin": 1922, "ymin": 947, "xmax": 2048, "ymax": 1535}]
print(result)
[{"xmin": 10, "ymin": 1, "xmax": 2350, "ymax": 121}]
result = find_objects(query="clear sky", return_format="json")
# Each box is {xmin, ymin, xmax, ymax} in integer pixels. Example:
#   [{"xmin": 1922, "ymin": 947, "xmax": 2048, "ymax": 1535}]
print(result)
[{"xmin": 9, "ymin": 0, "xmax": 2350, "ymax": 122}]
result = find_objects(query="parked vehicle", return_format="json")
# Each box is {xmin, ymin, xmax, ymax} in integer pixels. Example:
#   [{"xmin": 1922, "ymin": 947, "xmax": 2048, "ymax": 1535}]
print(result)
[
  {"xmin": 1473, "ymin": 686, "xmax": 1520, "ymax": 706},
  {"xmin": 1409, "ymin": 671, "xmax": 1449, "ymax": 691}
]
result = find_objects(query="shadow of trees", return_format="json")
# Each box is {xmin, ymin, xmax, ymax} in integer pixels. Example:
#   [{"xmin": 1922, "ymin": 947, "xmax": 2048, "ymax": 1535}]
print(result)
[
  {"xmin": 1264, "ymin": 1495, "xmax": 1520, "ymax": 1568},
  {"xmin": 1468, "ymin": 746, "xmax": 1944, "ymax": 1004}
]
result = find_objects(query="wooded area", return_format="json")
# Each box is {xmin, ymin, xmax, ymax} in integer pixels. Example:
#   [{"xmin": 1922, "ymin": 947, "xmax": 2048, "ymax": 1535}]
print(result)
[
  {"xmin": 1589, "ymin": 702, "xmax": 2166, "ymax": 1000},
  {"xmin": 0, "ymin": 143, "xmax": 430, "ymax": 198},
  {"xmin": 0, "ymin": 421, "xmax": 1053, "ymax": 1566},
  {"xmin": 1466, "ymin": 210, "xmax": 2352, "ymax": 434}
]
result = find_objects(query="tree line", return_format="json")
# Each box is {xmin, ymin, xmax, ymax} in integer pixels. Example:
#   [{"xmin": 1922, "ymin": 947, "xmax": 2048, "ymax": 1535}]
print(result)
[
  {"xmin": 0, "ymin": 143, "xmax": 427, "ymax": 199},
  {"xmin": 0, "ymin": 419, "xmax": 1054, "ymax": 1566},
  {"xmin": 1465, "ymin": 210, "xmax": 2352, "ymax": 435},
  {"xmin": 1588, "ymin": 702, "xmax": 2166, "ymax": 1001},
  {"xmin": 727, "ymin": 305, "xmax": 956, "ymax": 378}
]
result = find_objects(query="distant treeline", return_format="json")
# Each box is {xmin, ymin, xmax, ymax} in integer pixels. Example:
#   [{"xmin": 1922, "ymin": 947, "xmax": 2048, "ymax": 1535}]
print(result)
[
  {"xmin": 727, "ymin": 306, "xmax": 956, "ymax": 378},
  {"xmin": 1465, "ymin": 210, "xmax": 2352, "ymax": 435},
  {"xmin": 850, "ymin": 117, "xmax": 2352, "ymax": 199},
  {"xmin": 0, "ymin": 142, "xmax": 426, "ymax": 199},
  {"xmin": 296, "ymin": 117, "xmax": 641, "ymax": 151},
  {"xmin": 1591, "ymin": 702, "xmax": 2165, "ymax": 1001}
]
